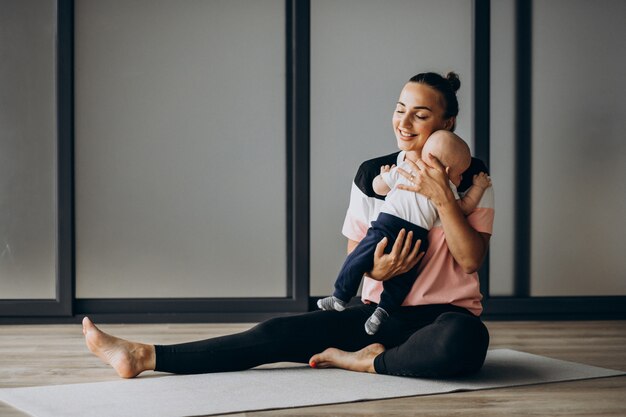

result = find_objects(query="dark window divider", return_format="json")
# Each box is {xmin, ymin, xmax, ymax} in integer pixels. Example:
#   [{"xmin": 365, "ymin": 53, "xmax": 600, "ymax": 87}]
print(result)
[
  {"xmin": 287, "ymin": 0, "xmax": 311, "ymax": 307},
  {"xmin": 58, "ymin": 0, "xmax": 75, "ymax": 317},
  {"xmin": 512, "ymin": 0, "xmax": 532, "ymax": 298},
  {"xmin": 0, "ymin": 312, "xmax": 298, "ymax": 325},
  {"xmin": 305, "ymin": 296, "xmax": 626, "ymax": 322},
  {"xmin": 483, "ymin": 296, "xmax": 626, "ymax": 320},
  {"xmin": 474, "ymin": 0, "xmax": 490, "ymax": 299},
  {"xmin": 75, "ymin": 298, "xmax": 305, "ymax": 315}
]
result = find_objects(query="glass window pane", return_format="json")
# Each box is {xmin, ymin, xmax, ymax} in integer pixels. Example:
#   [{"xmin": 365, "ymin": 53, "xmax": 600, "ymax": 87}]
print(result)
[
  {"xmin": 75, "ymin": 0, "xmax": 286, "ymax": 298},
  {"xmin": 489, "ymin": 0, "xmax": 516, "ymax": 296},
  {"xmin": 0, "ymin": 0, "xmax": 57, "ymax": 300},
  {"xmin": 310, "ymin": 0, "xmax": 473, "ymax": 296},
  {"xmin": 530, "ymin": 0, "xmax": 626, "ymax": 296}
]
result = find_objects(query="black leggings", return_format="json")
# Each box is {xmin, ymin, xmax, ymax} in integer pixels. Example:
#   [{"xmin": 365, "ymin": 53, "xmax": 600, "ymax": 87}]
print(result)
[{"xmin": 154, "ymin": 301, "xmax": 489, "ymax": 378}]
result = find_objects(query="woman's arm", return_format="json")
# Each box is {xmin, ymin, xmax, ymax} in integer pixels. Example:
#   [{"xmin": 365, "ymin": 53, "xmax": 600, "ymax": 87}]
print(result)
[
  {"xmin": 347, "ymin": 239, "xmax": 359, "ymax": 254},
  {"xmin": 434, "ymin": 199, "xmax": 491, "ymax": 273},
  {"xmin": 396, "ymin": 155, "xmax": 490, "ymax": 273}
]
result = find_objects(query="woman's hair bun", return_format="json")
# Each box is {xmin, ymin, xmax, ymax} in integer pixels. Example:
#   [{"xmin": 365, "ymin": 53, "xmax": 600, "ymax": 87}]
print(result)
[{"xmin": 446, "ymin": 72, "xmax": 461, "ymax": 93}]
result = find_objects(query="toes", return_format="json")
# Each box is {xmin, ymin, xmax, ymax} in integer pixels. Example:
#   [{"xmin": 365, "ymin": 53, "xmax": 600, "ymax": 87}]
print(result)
[
  {"xmin": 309, "ymin": 353, "xmax": 323, "ymax": 367},
  {"xmin": 309, "ymin": 357, "xmax": 332, "ymax": 369},
  {"xmin": 309, "ymin": 359, "xmax": 330, "ymax": 369},
  {"xmin": 82, "ymin": 317, "xmax": 93, "ymax": 332},
  {"xmin": 315, "ymin": 361, "xmax": 333, "ymax": 369},
  {"xmin": 83, "ymin": 317, "xmax": 102, "ymax": 336},
  {"xmin": 309, "ymin": 349, "xmax": 334, "ymax": 368}
]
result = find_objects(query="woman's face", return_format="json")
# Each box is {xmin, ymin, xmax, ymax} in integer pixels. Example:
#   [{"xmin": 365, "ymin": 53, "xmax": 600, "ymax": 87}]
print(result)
[{"xmin": 392, "ymin": 82, "xmax": 452, "ymax": 156}]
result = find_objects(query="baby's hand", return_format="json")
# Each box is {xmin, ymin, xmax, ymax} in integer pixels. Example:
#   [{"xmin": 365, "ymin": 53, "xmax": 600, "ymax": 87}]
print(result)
[
  {"xmin": 473, "ymin": 172, "xmax": 492, "ymax": 189},
  {"xmin": 380, "ymin": 164, "xmax": 395, "ymax": 174}
]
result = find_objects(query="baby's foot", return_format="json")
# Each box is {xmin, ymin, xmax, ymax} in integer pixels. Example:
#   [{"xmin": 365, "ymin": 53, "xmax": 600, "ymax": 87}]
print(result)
[
  {"xmin": 317, "ymin": 296, "xmax": 347, "ymax": 311},
  {"xmin": 364, "ymin": 307, "xmax": 389, "ymax": 335}
]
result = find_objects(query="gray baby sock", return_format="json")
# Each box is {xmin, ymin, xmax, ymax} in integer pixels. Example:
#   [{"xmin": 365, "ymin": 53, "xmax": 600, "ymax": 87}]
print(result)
[
  {"xmin": 317, "ymin": 296, "xmax": 347, "ymax": 311},
  {"xmin": 364, "ymin": 307, "xmax": 389, "ymax": 335}
]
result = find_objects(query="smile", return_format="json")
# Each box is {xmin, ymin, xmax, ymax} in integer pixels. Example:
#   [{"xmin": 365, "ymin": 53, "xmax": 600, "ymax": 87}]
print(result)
[{"xmin": 398, "ymin": 129, "xmax": 417, "ymax": 140}]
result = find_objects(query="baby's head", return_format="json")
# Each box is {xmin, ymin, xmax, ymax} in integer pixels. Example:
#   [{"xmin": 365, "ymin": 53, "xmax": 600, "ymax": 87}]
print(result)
[{"xmin": 421, "ymin": 130, "xmax": 471, "ymax": 187}]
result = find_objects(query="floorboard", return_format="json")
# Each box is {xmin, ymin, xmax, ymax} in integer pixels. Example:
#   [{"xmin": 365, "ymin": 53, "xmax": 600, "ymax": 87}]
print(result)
[{"xmin": 1, "ymin": 321, "xmax": 625, "ymax": 416}]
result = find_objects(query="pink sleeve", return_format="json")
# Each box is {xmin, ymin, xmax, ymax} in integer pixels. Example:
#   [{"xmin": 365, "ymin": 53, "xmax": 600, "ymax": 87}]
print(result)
[
  {"xmin": 467, "ymin": 208, "xmax": 494, "ymax": 234},
  {"xmin": 465, "ymin": 186, "xmax": 494, "ymax": 234}
]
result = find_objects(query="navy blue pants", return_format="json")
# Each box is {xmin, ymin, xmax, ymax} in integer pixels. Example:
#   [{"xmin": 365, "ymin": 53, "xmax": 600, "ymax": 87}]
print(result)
[{"xmin": 333, "ymin": 213, "xmax": 429, "ymax": 313}]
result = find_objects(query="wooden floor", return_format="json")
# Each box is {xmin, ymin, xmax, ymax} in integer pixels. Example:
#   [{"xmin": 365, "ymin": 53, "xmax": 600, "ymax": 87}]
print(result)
[{"xmin": 1, "ymin": 320, "xmax": 625, "ymax": 416}]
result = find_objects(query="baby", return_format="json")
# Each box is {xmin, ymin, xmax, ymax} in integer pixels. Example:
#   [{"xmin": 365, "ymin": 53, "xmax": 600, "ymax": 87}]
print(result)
[{"xmin": 317, "ymin": 130, "xmax": 491, "ymax": 335}]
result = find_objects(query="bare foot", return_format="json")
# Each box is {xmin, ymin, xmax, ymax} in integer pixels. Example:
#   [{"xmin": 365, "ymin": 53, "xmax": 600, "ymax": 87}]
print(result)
[
  {"xmin": 82, "ymin": 316, "xmax": 155, "ymax": 378},
  {"xmin": 308, "ymin": 343, "xmax": 386, "ymax": 373}
]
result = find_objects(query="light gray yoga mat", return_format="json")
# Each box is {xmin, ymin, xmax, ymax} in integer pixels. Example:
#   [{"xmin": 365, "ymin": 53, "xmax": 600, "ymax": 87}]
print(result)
[{"xmin": 0, "ymin": 349, "xmax": 623, "ymax": 417}]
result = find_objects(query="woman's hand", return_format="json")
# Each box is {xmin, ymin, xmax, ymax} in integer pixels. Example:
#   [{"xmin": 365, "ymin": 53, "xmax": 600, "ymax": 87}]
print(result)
[
  {"xmin": 395, "ymin": 154, "xmax": 456, "ymax": 207},
  {"xmin": 367, "ymin": 229, "xmax": 425, "ymax": 282}
]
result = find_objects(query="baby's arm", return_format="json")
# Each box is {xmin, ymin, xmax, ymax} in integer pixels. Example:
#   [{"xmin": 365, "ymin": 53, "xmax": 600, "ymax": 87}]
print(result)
[
  {"xmin": 372, "ymin": 164, "xmax": 395, "ymax": 196},
  {"xmin": 457, "ymin": 172, "xmax": 491, "ymax": 215}
]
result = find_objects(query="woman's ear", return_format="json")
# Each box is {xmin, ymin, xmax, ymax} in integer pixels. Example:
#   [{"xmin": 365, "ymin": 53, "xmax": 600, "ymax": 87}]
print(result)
[{"xmin": 444, "ymin": 117, "xmax": 456, "ymax": 131}]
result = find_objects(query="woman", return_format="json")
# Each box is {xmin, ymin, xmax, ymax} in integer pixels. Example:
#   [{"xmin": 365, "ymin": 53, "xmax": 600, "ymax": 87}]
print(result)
[{"xmin": 83, "ymin": 71, "xmax": 493, "ymax": 379}]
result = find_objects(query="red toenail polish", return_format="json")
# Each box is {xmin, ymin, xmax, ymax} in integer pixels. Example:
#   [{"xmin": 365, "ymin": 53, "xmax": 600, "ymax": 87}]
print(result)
[{"xmin": 310, "ymin": 361, "xmax": 316, "ymax": 368}]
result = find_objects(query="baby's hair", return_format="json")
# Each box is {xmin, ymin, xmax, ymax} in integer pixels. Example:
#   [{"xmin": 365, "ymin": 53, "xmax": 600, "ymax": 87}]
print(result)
[{"xmin": 408, "ymin": 72, "xmax": 460, "ymax": 131}]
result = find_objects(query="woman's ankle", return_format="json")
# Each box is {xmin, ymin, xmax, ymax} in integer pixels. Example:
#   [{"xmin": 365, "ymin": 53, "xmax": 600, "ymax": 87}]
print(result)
[{"xmin": 138, "ymin": 344, "xmax": 156, "ymax": 371}]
